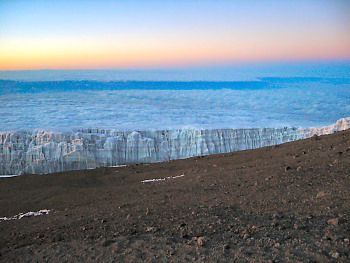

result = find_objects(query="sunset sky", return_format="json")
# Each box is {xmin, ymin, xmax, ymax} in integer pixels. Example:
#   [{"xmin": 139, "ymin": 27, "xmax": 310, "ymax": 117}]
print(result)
[{"xmin": 0, "ymin": 0, "xmax": 349, "ymax": 70}]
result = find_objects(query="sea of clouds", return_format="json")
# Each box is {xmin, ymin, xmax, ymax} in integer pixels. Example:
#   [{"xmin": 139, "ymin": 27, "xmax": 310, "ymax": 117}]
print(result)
[{"xmin": 1, "ymin": 79, "xmax": 349, "ymax": 132}]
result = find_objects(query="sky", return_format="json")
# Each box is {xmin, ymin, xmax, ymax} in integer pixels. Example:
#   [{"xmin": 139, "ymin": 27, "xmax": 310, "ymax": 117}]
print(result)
[{"xmin": 0, "ymin": 0, "xmax": 349, "ymax": 70}]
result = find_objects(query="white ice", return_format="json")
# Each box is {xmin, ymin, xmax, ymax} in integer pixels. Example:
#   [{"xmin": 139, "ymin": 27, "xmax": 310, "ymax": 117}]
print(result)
[
  {"xmin": 141, "ymin": 174, "xmax": 185, "ymax": 183},
  {"xmin": 0, "ymin": 209, "xmax": 51, "ymax": 221}
]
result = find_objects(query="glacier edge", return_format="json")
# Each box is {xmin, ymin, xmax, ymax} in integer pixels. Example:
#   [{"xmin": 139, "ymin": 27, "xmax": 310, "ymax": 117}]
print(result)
[{"xmin": 1, "ymin": 117, "xmax": 349, "ymax": 175}]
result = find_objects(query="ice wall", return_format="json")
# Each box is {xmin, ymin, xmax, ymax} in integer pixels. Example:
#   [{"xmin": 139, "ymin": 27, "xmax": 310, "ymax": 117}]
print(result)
[{"xmin": 1, "ymin": 118, "xmax": 349, "ymax": 175}]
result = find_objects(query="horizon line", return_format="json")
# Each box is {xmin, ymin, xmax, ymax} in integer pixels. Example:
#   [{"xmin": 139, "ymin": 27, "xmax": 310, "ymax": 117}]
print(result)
[{"xmin": 1, "ymin": 59, "xmax": 350, "ymax": 72}]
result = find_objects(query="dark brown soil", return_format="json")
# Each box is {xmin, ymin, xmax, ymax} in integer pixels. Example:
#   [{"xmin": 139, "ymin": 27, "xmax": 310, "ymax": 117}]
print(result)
[{"xmin": 0, "ymin": 129, "xmax": 349, "ymax": 262}]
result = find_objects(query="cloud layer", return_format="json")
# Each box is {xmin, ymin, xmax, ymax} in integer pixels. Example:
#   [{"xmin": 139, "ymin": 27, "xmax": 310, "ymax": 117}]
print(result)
[{"xmin": 1, "ymin": 79, "xmax": 349, "ymax": 131}]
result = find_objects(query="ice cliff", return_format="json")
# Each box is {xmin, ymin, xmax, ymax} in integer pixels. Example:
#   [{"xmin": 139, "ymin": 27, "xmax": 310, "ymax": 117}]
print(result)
[{"xmin": 1, "ymin": 118, "xmax": 349, "ymax": 175}]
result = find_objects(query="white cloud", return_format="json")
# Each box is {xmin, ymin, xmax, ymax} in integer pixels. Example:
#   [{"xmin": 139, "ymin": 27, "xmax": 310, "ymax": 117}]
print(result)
[{"xmin": 0, "ymin": 80, "xmax": 349, "ymax": 131}]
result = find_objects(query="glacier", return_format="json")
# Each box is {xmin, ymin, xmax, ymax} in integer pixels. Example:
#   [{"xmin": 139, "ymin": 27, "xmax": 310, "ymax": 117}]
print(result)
[{"xmin": 0, "ymin": 118, "xmax": 349, "ymax": 175}]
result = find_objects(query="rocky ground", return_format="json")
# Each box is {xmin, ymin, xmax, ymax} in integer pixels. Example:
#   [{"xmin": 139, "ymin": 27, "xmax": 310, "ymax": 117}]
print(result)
[{"xmin": 0, "ymin": 129, "xmax": 349, "ymax": 262}]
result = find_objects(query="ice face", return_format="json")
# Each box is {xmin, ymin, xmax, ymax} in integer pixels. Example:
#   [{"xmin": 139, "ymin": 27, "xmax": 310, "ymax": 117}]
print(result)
[{"xmin": 0, "ymin": 118, "xmax": 349, "ymax": 175}]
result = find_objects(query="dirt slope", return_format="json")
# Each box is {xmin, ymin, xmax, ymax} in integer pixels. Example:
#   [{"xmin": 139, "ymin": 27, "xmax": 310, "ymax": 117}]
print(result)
[{"xmin": 0, "ymin": 129, "xmax": 349, "ymax": 262}]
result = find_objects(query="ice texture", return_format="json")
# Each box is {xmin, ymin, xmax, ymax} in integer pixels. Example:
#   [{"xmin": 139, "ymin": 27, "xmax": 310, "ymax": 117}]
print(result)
[{"xmin": 0, "ymin": 118, "xmax": 349, "ymax": 175}]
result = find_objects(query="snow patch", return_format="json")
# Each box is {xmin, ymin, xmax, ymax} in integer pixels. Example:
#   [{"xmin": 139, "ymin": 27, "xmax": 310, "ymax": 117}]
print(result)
[
  {"xmin": 141, "ymin": 174, "xmax": 185, "ymax": 183},
  {"xmin": 0, "ymin": 209, "xmax": 51, "ymax": 221},
  {"xmin": 0, "ymin": 175, "xmax": 19, "ymax": 178}
]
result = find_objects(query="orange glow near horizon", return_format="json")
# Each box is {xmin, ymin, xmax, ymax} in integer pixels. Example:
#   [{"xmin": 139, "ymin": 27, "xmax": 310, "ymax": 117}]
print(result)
[
  {"xmin": 1, "ymin": 36, "xmax": 349, "ymax": 70},
  {"xmin": 0, "ymin": 1, "xmax": 349, "ymax": 70}
]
